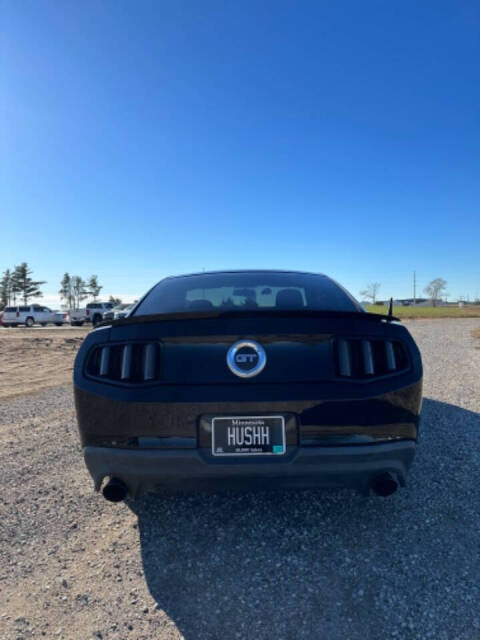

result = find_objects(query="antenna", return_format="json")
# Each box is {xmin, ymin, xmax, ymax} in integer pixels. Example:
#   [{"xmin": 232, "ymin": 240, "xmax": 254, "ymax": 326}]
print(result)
[{"xmin": 387, "ymin": 297, "xmax": 393, "ymax": 320}]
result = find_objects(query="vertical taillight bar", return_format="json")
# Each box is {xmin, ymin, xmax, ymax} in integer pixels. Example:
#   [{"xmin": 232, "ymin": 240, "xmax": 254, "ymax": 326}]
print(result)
[
  {"xmin": 143, "ymin": 343, "xmax": 156, "ymax": 380},
  {"xmin": 99, "ymin": 347, "xmax": 110, "ymax": 376},
  {"xmin": 337, "ymin": 339, "xmax": 352, "ymax": 377},
  {"xmin": 385, "ymin": 341, "xmax": 396, "ymax": 371},
  {"xmin": 121, "ymin": 344, "xmax": 132, "ymax": 379},
  {"xmin": 362, "ymin": 340, "xmax": 374, "ymax": 375}
]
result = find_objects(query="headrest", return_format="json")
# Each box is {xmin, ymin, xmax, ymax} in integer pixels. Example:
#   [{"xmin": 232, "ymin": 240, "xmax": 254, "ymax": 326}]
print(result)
[{"xmin": 275, "ymin": 289, "xmax": 304, "ymax": 309}]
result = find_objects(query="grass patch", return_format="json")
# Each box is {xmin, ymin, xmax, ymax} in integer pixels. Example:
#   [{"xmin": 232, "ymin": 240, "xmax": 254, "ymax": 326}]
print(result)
[{"xmin": 365, "ymin": 305, "xmax": 480, "ymax": 319}]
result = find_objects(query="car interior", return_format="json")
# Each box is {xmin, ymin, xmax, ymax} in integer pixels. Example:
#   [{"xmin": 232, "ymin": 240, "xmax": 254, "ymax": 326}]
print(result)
[{"xmin": 186, "ymin": 287, "xmax": 306, "ymax": 311}]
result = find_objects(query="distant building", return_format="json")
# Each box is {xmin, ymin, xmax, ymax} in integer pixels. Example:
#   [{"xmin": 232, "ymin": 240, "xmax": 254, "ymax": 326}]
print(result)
[{"xmin": 380, "ymin": 298, "xmax": 429, "ymax": 307}]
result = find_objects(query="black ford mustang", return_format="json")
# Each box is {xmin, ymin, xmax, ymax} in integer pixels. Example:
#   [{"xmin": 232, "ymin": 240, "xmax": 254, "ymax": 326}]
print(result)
[{"xmin": 73, "ymin": 270, "xmax": 423, "ymax": 502}]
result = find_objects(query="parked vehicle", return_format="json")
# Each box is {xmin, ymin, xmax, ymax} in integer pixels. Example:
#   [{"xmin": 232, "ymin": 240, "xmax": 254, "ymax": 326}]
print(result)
[
  {"xmin": 68, "ymin": 308, "xmax": 87, "ymax": 326},
  {"xmin": 102, "ymin": 303, "xmax": 133, "ymax": 322},
  {"xmin": 2, "ymin": 305, "xmax": 67, "ymax": 327},
  {"xmin": 69, "ymin": 302, "xmax": 114, "ymax": 326},
  {"xmin": 74, "ymin": 270, "xmax": 423, "ymax": 502}
]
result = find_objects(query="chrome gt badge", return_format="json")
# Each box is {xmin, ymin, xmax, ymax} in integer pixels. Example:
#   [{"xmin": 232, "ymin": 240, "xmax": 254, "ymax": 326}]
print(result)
[{"xmin": 227, "ymin": 340, "xmax": 267, "ymax": 378}]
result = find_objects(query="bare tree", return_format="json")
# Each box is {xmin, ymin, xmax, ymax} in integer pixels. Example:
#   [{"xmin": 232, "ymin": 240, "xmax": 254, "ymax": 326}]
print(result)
[
  {"xmin": 59, "ymin": 273, "xmax": 73, "ymax": 309},
  {"xmin": 424, "ymin": 278, "xmax": 447, "ymax": 307},
  {"xmin": 359, "ymin": 282, "xmax": 381, "ymax": 304},
  {"xmin": 71, "ymin": 276, "xmax": 88, "ymax": 310},
  {"xmin": 87, "ymin": 275, "xmax": 102, "ymax": 301}
]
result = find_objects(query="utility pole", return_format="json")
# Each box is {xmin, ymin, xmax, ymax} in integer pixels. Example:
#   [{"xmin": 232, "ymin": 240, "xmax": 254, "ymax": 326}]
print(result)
[{"xmin": 413, "ymin": 271, "xmax": 416, "ymax": 306}]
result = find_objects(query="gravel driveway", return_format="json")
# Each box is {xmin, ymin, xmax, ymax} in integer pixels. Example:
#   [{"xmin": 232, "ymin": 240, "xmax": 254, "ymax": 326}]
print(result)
[{"xmin": 1, "ymin": 319, "xmax": 479, "ymax": 640}]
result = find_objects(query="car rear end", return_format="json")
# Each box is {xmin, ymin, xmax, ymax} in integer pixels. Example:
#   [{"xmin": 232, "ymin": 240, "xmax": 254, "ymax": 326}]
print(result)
[
  {"xmin": 87, "ymin": 303, "xmax": 114, "ymax": 326},
  {"xmin": 69, "ymin": 309, "xmax": 86, "ymax": 326},
  {"xmin": 2, "ymin": 307, "xmax": 17, "ymax": 326},
  {"xmin": 52, "ymin": 311, "xmax": 68, "ymax": 325},
  {"xmin": 2, "ymin": 306, "xmax": 27, "ymax": 326},
  {"xmin": 74, "ymin": 272, "xmax": 422, "ymax": 501}
]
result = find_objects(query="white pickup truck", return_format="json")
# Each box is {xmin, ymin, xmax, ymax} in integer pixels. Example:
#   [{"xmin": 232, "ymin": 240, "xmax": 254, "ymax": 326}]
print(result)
[
  {"xmin": 69, "ymin": 302, "xmax": 114, "ymax": 326},
  {"xmin": 2, "ymin": 304, "xmax": 67, "ymax": 327}
]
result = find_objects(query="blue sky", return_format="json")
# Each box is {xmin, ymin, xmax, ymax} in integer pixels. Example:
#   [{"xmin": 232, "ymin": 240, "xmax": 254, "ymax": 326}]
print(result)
[{"xmin": 1, "ymin": 0, "xmax": 479, "ymax": 306}]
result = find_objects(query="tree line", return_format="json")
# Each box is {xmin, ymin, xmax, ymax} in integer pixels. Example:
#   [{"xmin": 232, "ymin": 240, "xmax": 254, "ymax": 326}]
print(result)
[
  {"xmin": 0, "ymin": 263, "xmax": 106, "ymax": 311},
  {"xmin": 59, "ymin": 273, "xmax": 103, "ymax": 310},
  {"xmin": 360, "ymin": 278, "xmax": 451, "ymax": 306}
]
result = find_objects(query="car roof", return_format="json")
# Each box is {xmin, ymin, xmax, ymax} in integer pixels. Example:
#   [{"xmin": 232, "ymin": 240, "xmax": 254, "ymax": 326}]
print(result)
[{"xmin": 163, "ymin": 269, "xmax": 328, "ymax": 280}]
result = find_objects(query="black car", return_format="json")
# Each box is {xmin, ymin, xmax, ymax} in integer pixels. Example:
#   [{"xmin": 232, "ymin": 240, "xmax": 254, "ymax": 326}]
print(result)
[{"xmin": 73, "ymin": 270, "xmax": 423, "ymax": 502}]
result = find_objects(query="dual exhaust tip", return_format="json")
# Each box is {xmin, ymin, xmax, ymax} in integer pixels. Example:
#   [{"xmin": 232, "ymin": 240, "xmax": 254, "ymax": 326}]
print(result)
[{"xmin": 101, "ymin": 472, "xmax": 399, "ymax": 502}]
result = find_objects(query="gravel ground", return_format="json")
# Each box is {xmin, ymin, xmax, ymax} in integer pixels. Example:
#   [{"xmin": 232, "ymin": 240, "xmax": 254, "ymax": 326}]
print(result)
[{"xmin": 0, "ymin": 319, "xmax": 479, "ymax": 640}]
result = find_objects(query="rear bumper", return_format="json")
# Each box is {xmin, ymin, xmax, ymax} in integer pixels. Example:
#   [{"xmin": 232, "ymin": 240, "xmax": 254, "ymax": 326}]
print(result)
[{"xmin": 84, "ymin": 440, "xmax": 416, "ymax": 498}]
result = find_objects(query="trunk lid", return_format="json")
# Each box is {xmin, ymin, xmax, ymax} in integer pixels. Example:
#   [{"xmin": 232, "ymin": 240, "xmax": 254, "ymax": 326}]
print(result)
[{"xmin": 108, "ymin": 313, "xmax": 381, "ymax": 384}]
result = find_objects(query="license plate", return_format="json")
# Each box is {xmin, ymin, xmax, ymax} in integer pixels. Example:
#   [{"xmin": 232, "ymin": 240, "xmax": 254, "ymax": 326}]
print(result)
[{"xmin": 211, "ymin": 416, "xmax": 286, "ymax": 456}]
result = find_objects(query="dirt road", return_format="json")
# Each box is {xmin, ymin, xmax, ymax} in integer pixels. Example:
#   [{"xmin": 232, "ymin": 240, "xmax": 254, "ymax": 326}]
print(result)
[{"xmin": 0, "ymin": 327, "xmax": 87, "ymax": 400}]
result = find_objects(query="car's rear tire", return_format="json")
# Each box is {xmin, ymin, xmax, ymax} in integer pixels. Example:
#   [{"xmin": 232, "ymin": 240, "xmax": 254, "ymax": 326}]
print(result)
[
  {"xmin": 25, "ymin": 317, "xmax": 34, "ymax": 328},
  {"xmin": 92, "ymin": 314, "xmax": 102, "ymax": 326},
  {"xmin": 55, "ymin": 323, "xmax": 62, "ymax": 326},
  {"xmin": 41, "ymin": 323, "xmax": 47, "ymax": 327}
]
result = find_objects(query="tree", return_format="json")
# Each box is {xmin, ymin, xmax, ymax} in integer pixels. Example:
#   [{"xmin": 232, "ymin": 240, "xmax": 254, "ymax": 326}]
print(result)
[
  {"xmin": 12, "ymin": 262, "xmax": 46, "ymax": 304},
  {"xmin": 87, "ymin": 275, "xmax": 102, "ymax": 300},
  {"xmin": 108, "ymin": 296, "xmax": 122, "ymax": 306},
  {"xmin": 71, "ymin": 276, "xmax": 88, "ymax": 310},
  {"xmin": 10, "ymin": 269, "xmax": 22, "ymax": 304},
  {"xmin": 359, "ymin": 282, "xmax": 381, "ymax": 304},
  {"xmin": 59, "ymin": 273, "xmax": 74, "ymax": 309},
  {"xmin": 424, "ymin": 278, "xmax": 447, "ymax": 307},
  {"xmin": 0, "ymin": 269, "xmax": 13, "ymax": 309}
]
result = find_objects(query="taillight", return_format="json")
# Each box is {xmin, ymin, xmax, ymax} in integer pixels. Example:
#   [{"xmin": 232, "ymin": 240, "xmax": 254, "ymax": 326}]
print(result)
[
  {"xmin": 86, "ymin": 309, "xmax": 90, "ymax": 316},
  {"xmin": 86, "ymin": 342, "xmax": 161, "ymax": 383},
  {"xmin": 16, "ymin": 311, "xmax": 19, "ymax": 317},
  {"xmin": 334, "ymin": 337, "xmax": 409, "ymax": 379}
]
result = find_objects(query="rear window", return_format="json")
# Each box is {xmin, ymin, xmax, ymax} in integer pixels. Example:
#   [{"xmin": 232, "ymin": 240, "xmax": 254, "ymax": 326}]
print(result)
[
  {"xmin": 87, "ymin": 303, "xmax": 100, "ymax": 309},
  {"xmin": 4, "ymin": 307, "xmax": 15, "ymax": 312},
  {"xmin": 19, "ymin": 306, "xmax": 29, "ymax": 312},
  {"xmin": 134, "ymin": 272, "xmax": 360, "ymax": 316}
]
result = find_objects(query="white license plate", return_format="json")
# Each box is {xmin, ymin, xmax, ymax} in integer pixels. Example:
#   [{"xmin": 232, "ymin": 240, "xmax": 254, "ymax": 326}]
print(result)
[{"xmin": 212, "ymin": 416, "xmax": 286, "ymax": 456}]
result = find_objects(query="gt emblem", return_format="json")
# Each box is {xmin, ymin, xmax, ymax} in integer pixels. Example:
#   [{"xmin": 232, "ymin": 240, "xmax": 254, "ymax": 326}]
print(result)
[
  {"xmin": 227, "ymin": 340, "xmax": 267, "ymax": 378},
  {"xmin": 235, "ymin": 353, "xmax": 257, "ymax": 364}
]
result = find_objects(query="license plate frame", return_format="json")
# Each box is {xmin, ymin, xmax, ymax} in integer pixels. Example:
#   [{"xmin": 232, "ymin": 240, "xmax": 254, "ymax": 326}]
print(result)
[{"xmin": 211, "ymin": 415, "xmax": 286, "ymax": 456}]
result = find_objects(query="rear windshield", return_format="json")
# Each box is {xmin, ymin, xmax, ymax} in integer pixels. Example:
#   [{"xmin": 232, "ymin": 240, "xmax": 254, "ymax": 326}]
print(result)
[{"xmin": 134, "ymin": 272, "xmax": 360, "ymax": 315}]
